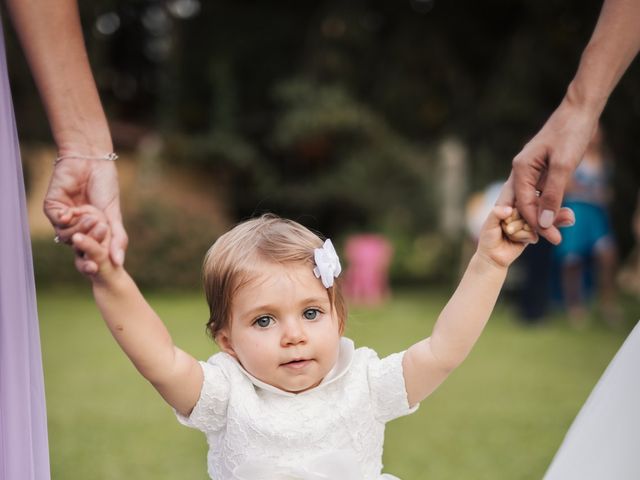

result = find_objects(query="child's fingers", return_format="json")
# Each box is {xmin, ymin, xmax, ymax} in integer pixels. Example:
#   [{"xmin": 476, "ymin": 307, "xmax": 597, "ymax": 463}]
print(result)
[
  {"xmin": 71, "ymin": 241, "xmax": 98, "ymax": 276},
  {"xmin": 60, "ymin": 206, "xmax": 107, "ymax": 226},
  {"xmin": 509, "ymin": 229, "xmax": 538, "ymax": 244},
  {"xmin": 86, "ymin": 221, "xmax": 109, "ymax": 244},
  {"xmin": 59, "ymin": 206, "xmax": 93, "ymax": 224},
  {"xmin": 57, "ymin": 216, "xmax": 98, "ymax": 241},
  {"xmin": 74, "ymin": 257, "xmax": 99, "ymax": 275},
  {"xmin": 502, "ymin": 208, "xmax": 521, "ymax": 225},
  {"xmin": 55, "ymin": 211, "xmax": 92, "ymax": 244},
  {"xmin": 71, "ymin": 233, "xmax": 108, "ymax": 263},
  {"xmin": 503, "ymin": 219, "xmax": 525, "ymax": 235},
  {"xmin": 483, "ymin": 206, "xmax": 514, "ymax": 234},
  {"xmin": 492, "ymin": 205, "xmax": 514, "ymax": 221}
]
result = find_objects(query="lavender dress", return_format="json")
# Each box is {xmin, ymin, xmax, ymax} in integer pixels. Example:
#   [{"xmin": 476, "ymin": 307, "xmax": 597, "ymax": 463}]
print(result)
[{"xmin": 0, "ymin": 18, "xmax": 51, "ymax": 480}]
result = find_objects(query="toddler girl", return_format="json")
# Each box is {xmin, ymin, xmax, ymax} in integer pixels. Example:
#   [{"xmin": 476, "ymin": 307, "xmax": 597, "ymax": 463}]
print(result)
[{"xmin": 68, "ymin": 198, "xmax": 534, "ymax": 479}]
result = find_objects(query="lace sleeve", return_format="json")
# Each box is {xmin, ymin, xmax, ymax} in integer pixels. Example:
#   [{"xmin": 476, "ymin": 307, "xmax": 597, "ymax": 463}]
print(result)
[
  {"xmin": 368, "ymin": 350, "xmax": 420, "ymax": 423},
  {"xmin": 174, "ymin": 360, "xmax": 230, "ymax": 433}
]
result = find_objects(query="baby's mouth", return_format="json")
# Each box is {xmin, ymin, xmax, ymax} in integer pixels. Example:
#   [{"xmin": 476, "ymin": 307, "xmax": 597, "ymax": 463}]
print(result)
[{"xmin": 281, "ymin": 359, "xmax": 312, "ymax": 369}]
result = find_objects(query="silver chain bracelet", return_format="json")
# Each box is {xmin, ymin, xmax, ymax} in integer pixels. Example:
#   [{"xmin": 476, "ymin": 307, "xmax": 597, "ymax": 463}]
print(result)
[{"xmin": 54, "ymin": 152, "xmax": 118, "ymax": 166}]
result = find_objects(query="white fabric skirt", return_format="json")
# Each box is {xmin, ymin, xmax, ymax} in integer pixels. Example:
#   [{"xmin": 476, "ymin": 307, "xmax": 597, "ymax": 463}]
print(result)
[{"xmin": 544, "ymin": 321, "xmax": 640, "ymax": 479}]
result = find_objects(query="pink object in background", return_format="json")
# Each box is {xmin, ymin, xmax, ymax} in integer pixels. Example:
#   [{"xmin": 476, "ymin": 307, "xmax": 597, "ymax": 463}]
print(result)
[{"xmin": 343, "ymin": 234, "xmax": 393, "ymax": 305}]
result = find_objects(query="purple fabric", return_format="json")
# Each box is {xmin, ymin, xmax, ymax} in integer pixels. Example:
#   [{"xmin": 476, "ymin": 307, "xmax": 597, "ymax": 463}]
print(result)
[{"xmin": 0, "ymin": 19, "xmax": 51, "ymax": 480}]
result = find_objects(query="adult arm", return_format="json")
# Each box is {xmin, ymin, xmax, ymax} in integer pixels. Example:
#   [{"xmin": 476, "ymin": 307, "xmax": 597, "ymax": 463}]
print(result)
[
  {"xmin": 6, "ymin": 0, "xmax": 127, "ymax": 265},
  {"xmin": 509, "ymin": 0, "xmax": 640, "ymax": 244}
]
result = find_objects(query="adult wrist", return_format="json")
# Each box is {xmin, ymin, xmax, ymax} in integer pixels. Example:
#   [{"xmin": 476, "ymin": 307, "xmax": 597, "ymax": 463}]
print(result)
[
  {"xmin": 55, "ymin": 128, "xmax": 113, "ymax": 159},
  {"xmin": 564, "ymin": 80, "xmax": 607, "ymax": 119},
  {"xmin": 54, "ymin": 151, "xmax": 118, "ymax": 166},
  {"xmin": 565, "ymin": 42, "xmax": 612, "ymax": 118},
  {"xmin": 56, "ymin": 143, "xmax": 114, "ymax": 158}
]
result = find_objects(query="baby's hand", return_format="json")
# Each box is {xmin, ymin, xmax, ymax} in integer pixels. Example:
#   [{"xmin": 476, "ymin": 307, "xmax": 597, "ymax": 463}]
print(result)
[
  {"xmin": 477, "ymin": 206, "xmax": 533, "ymax": 269},
  {"xmin": 66, "ymin": 206, "xmax": 114, "ymax": 279},
  {"xmin": 500, "ymin": 208, "xmax": 538, "ymax": 244}
]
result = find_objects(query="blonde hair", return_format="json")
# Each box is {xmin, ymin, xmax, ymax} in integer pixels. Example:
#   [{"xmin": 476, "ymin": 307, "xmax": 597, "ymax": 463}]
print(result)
[{"xmin": 203, "ymin": 214, "xmax": 347, "ymax": 340}]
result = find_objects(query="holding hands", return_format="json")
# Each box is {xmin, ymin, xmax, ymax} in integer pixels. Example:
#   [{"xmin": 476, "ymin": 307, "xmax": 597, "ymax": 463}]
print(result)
[
  {"xmin": 62, "ymin": 205, "xmax": 116, "ymax": 280},
  {"xmin": 499, "ymin": 97, "xmax": 591, "ymax": 245},
  {"xmin": 476, "ymin": 204, "xmax": 534, "ymax": 270},
  {"xmin": 45, "ymin": 157, "xmax": 127, "ymax": 269}
]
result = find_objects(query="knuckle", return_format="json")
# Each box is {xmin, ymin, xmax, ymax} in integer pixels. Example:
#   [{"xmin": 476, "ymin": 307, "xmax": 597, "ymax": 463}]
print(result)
[
  {"xmin": 553, "ymin": 161, "xmax": 574, "ymax": 178},
  {"xmin": 512, "ymin": 155, "xmax": 525, "ymax": 169}
]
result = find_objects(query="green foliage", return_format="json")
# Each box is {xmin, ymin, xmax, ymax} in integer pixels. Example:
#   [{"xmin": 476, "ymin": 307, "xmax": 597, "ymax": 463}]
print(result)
[
  {"xmin": 124, "ymin": 200, "xmax": 220, "ymax": 289},
  {"xmin": 33, "ymin": 200, "xmax": 222, "ymax": 290},
  {"xmin": 167, "ymin": 78, "xmax": 440, "ymax": 260},
  {"xmin": 32, "ymin": 238, "xmax": 84, "ymax": 287},
  {"xmin": 387, "ymin": 231, "xmax": 459, "ymax": 284}
]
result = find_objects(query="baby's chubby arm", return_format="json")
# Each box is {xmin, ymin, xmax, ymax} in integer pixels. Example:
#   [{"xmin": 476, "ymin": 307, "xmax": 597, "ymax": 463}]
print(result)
[
  {"xmin": 402, "ymin": 200, "xmax": 531, "ymax": 406},
  {"xmin": 69, "ymin": 207, "xmax": 203, "ymax": 417}
]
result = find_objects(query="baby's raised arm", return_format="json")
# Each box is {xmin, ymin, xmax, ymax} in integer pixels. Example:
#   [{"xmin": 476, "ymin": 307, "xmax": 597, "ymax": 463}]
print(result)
[
  {"xmin": 402, "ymin": 201, "xmax": 530, "ymax": 406},
  {"xmin": 70, "ymin": 207, "xmax": 203, "ymax": 416}
]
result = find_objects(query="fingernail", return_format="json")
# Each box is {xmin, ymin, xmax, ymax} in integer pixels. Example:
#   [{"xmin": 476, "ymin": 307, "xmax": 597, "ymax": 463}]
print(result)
[
  {"xmin": 539, "ymin": 210, "xmax": 554, "ymax": 229},
  {"xmin": 114, "ymin": 250, "xmax": 125, "ymax": 266},
  {"xmin": 558, "ymin": 219, "xmax": 575, "ymax": 227},
  {"xmin": 72, "ymin": 233, "xmax": 83, "ymax": 242}
]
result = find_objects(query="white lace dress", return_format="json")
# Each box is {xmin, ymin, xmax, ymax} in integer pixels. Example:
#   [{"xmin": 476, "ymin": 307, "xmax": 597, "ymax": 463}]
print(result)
[{"xmin": 176, "ymin": 337, "xmax": 419, "ymax": 479}]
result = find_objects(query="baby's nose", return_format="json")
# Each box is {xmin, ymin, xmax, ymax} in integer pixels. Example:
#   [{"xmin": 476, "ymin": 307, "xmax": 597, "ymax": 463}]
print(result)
[{"xmin": 281, "ymin": 319, "xmax": 306, "ymax": 345}]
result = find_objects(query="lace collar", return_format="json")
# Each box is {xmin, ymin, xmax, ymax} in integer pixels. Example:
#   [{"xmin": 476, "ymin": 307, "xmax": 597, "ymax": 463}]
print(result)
[{"xmin": 231, "ymin": 337, "xmax": 355, "ymax": 397}]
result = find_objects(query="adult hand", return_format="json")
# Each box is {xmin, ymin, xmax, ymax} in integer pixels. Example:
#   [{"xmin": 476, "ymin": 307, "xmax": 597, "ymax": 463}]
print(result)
[
  {"xmin": 510, "ymin": 96, "xmax": 598, "ymax": 244},
  {"xmin": 496, "ymin": 174, "xmax": 576, "ymax": 245},
  {"xmin": 43, "ymin": 158, "xmax": 128, "ymax": 266}
]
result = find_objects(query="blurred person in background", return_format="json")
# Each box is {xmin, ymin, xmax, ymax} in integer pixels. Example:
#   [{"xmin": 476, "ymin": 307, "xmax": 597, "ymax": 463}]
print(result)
[
  {"xmin": 554, "ymin": 124, "xmax": 621, "ymax": 327},
  {"xmin": 343, "ymin": 234, "xmax": 393, "ymax": 306}
]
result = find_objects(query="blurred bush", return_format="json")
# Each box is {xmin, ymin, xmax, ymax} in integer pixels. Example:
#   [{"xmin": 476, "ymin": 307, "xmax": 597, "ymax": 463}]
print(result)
[
  {"xmin": 123, "ymin": 199, "xmax": 221, "ymax": 289},
  {"xmin": 34, "ymin": 198, "xmax": 223, "ymax": 290}
]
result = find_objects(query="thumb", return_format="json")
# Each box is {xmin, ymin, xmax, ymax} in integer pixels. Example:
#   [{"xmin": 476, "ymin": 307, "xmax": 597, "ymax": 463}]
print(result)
[
  {"xmin": 109, "ymin": 220, "xmax": 128, "ymax": 266},
  {"xmin": 488, "ymin": 205, "xmax": 514, "ymax": 228},
  {"xmin": 104, "ymin": 205, "xmax": 128, "ymax": 266},
  {"xmin": 495, "ymin": 176, "xmax": 515, "ymax": 207}
]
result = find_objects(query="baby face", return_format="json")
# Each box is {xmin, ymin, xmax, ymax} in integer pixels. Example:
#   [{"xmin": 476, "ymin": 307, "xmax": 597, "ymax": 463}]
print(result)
[{"xmin": 218, "ymin": 261, "xmax": 341, "ymax": 393}]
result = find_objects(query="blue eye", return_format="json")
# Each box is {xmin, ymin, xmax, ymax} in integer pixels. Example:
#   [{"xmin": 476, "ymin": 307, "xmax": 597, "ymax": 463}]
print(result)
[
  {"xmin": 254, "ymin": 316, "xmax": 273, "ymax": 328},
  {"xmin": 303, "ymin": 309, "xmax": 320, "ymax": 320}
]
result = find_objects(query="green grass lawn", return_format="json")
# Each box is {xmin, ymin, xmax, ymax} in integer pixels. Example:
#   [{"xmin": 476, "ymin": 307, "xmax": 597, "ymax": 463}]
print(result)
[{"xmin": 38, "ymin": 287, "xmax": 638, "ymax": 479}]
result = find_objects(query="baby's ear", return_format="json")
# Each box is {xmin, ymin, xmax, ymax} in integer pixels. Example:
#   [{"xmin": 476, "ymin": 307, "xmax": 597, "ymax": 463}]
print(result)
[{"xmin": 215, "ymin": 330, "xmax": 237, "ymax": 358}]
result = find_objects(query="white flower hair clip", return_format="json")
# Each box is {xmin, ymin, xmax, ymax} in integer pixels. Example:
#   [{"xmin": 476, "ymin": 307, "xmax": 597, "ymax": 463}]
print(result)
[{"xmin": 313, "ymin": 239, "xmax": 342, "ymax": 288}]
